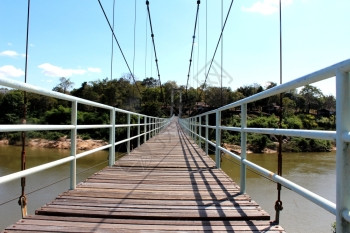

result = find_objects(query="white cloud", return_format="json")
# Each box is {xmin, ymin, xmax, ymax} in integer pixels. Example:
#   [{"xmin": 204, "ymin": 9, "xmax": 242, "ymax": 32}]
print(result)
[
  {"xmin": 0, "ymin": 65, "xmax": 25, "ymax": 78},
  {"xmin": 88, "ymin": 67, "xmax": 101, "ymax": 73},
  {"xmin": 38, "ymin": 63, "xmax": 87, "ymax": 77},
  {"xmin": 0, "ymin": 50, "xmax": 26, "ymax": 58},
  {"xmin": 242, "ymin": 0, "xmax": 293, "ymax": 15}
]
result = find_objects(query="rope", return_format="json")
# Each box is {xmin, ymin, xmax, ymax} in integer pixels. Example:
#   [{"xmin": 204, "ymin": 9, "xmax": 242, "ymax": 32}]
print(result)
[
  {"xmin": 185, "ymin": 0, "xmax": 201, "ymax": 98},
  {"xmin": 145, "ymin": 0, "xmax": 164, "ymax": 102},
  {"xmin": 198, "ymin": 0, "xmax": 235, "ymax": 101},
  {"xmin": 97, "ymin": 0, "xmax": 142, "ymax": 98}
]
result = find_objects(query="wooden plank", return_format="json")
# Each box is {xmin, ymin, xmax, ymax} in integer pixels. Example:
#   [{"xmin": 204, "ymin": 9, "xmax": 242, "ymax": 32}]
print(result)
[{"xmin": 3, "ymin": 119, "xmax": 285, "ymax": 232}]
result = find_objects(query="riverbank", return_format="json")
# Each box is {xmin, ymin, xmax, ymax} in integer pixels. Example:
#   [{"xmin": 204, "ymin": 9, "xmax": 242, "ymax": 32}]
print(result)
[
  {"xmin": 223, "ymin": 143, "xmax": 277, "ymax": 154},
  {"xmin": 0, "ymin": 137, "xmax": 108, "ymax": 151}
]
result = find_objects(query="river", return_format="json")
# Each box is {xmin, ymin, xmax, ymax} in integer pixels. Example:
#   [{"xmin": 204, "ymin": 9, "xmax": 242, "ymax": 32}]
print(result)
[{"xmin": 0, "ymin": 145, "xmax": 336, "ymax": 232}]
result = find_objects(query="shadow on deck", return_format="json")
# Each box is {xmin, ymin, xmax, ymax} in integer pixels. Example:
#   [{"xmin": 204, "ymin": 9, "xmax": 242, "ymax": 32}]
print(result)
[{"xmin": 3, "ymin": 118, "xmax": 285, "ymax": 232}]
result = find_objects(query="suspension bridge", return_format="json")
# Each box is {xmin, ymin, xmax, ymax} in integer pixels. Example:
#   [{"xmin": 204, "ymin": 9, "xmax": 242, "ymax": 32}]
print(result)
[
  {"xmin": 1, "ymin": 58, "xmax": 350, "ymax": 231},
  {"xmin": 1, "ymin": 0, "xmax": 350, "ymax": 232},
  {"xmin": 1, "ymin": 116, "xmax": 285, "ymax": 232}
]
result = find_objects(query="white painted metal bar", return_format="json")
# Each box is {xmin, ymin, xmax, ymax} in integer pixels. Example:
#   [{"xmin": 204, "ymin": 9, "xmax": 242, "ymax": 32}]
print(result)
[
  {"xmin": 0, "ymin": 77, "xmax": 114, "ymax": 110},
  {"xmin": 336, "ymin": 69, "xmax": 350, "ymax": 231},
  {"xmin": 215, "ymin": 111, "xmax": 221, "ymax": 168},
  {"xmin": 137, "ymin": 116, "xmax": 141, "ymax": 147},
  {"xmin": 109, "ymin": 109, "xmax": 116, "ymax": 167},
  {"xmin": 0, "ymin": 125, "xmax": 75, "ymax": 132},
  {"xmin": 219, "ymin": 146, "xmax": 336, "ymax": 215},
  {"xmin": 115, "ymin": 123, "xmax": 144, "ymax": 128},
  {"xmin": 178, "ymin": 60, "xmax": 350, "ymax": 231},
  {"xmin": 205, "ymin": 115, "xmax": 209, "ymax": 155},
  {"xmin": 194, "ymin": 117, "xmax": 197, "ymax": 142},
  {"xmin": 343, "ymin": 210, "xmax": 350, "ymax": 224},
  {"xmin": 219, "ymin": 126, "xmax": 337, "ymax": 141},
  {"xmin": 127, "ymin": 113, "xmax": 131, "ymax": 155},
  {"xmin": 144, "ymin": 117, "xmax": 147, "ymax": 143},
  {"xmin": 342, "ymin": 132, "xmax": 350, "ymax": 142},
  {"xmin": 0, "ymin": 156, "xmax": 75, "ymax": 184},
  {"xmin": 199, "ymin": 116, "xmax": 202, "ymax": 149},
  {"xmin": 0, "ymin": 124, "xmax": 115, "ymax": 132},
  {"xmin": 240, "ymin": 104, "xmax": 247, "ymax": 194},
  {"xmin": 76, "ymin": 125, "xmax": 113, "ymax": 129},
  {"xmin": 70, "ymin": 101, "xmax": 77, "ymax": 190}
]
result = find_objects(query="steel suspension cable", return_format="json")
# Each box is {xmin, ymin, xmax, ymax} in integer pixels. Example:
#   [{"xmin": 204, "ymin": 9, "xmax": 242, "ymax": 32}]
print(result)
[
  {"xmin": 185, "ymin": 0, "xmax": 201, "ymax": 98},
  {"xmin": 110, "ymin": 0, "xmax": 116, "ymax": 80},
  {"xmin": 131, "ymin": 0, "xmax": 137, "ymax": 109},
  {"xmin": 274, "ymin": 0, "xmax": 284, "ymax": 225},
  {"xmin": 144, "ymin": 9, "xmax": 148, "ymax": 80},
  {"xmin": 204, "ymin": 0, "xmax": 208, "ymax": 104},
  {"xmin": 97, "ymin": 0, "xmax": 142, "ymax": 98},
  {"xmin": 145, "ymin": 0, "xmax": 164, "ymax": 101},
  {"xmin": 198, "ymin": 0, "xmax": 235, "ymax": 101},
  {"xmin": 196, "ymin": 10, "xmax": 200, "ymax": 100},
  {"xmin": 18, "ymin": 0, "xmax": 31, "ymax": 218},
  {"xmin": 220, "ymin": 0, "xmax": 223, "ymax": 106}
]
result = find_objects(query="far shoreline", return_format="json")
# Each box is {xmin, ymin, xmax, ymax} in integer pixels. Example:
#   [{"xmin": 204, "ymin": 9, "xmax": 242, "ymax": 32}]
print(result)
[{"xmin": 0, "ymin": 137, "xmax": 108, "ymax": 151}]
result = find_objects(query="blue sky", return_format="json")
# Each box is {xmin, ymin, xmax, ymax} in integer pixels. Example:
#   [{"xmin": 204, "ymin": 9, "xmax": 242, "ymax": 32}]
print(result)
[{"xmin": 0, "ymin": 0, "xmax": 349, "ymax": 96}]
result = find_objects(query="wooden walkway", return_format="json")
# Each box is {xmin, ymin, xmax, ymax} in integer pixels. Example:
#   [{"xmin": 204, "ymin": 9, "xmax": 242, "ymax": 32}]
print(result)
[{"xmin": 3, "ymin": 119, "xmax": 285, "ymax": 232}]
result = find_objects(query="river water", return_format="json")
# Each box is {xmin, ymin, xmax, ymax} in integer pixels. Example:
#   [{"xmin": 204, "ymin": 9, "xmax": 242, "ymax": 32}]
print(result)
[{"xmin": 0, "ymin": 145, "xmax": 336, "ymax": 232}]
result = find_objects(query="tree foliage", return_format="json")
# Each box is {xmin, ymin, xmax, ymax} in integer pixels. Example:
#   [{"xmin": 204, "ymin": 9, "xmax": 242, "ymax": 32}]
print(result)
[{"xmin": 0, "ymin": 75, "xmax": 337, "ymax": 153}]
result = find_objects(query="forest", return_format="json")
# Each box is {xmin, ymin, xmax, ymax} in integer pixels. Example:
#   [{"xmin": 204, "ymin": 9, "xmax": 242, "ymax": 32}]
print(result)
[{"xmin": 0, "ymin": 75, "xmax": 336, "ymax": 153}]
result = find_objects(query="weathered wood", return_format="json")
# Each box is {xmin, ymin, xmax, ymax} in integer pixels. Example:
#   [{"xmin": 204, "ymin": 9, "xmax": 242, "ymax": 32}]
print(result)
[{"xmin": 3, "ymin": 119, "xmax": 285, "ymax": 232}]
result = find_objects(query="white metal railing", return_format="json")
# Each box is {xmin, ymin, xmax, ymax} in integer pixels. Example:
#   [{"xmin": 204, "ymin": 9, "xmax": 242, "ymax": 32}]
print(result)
[
  {"xmin": 179, "ymin": 59, "xmax": 350, "ymax": 232},
  {"xmin": 0, "ymin": 77, "xmax": 172, "ymax": 190}
]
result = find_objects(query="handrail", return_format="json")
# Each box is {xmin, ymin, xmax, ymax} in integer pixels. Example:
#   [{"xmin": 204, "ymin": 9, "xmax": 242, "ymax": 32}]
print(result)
[
  {"xmin": 0, "ymin": 76, "xmax": 172, "ymax": 189},
  {"xmin": 179, "ymin": 59, "xmax": 350, "ymax": 232}
]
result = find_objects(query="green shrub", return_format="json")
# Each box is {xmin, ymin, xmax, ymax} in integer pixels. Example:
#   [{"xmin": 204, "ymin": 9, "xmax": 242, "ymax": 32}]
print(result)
[
  {"xmin": 248, "ymin": 134, "xmax": 269, "ymax": 153},
  {"xmin": 282, "ymin": 137, "xmax": 332, "ymax": 152},
  {"xmin": 248, "ymin": 115, "xmax": 279, "ymax": 128},
  {"xmin": 298, "ymin": 114, "xmax": 318, "ymax": 129},
  {"xmin": 7, "ymin": 133, "xmax": 21, "ymax": 145},
  {"xmin": 284, "ymin": 116, "xmax": 303, "ymax": 129}
]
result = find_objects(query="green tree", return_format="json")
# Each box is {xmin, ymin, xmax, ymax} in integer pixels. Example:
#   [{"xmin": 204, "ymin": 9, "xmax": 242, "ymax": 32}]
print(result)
[
  {"xmin": 205, "ymin": 86, "xmax": 233, "ymax": 108},
  {"xmin": 299, "ymin": 85, "xmax": 324, "ymax": 113},
  {"xmin": 0, "ymin": 90, "xmax": 24, "ymax": 124},
  {"xmin": 53, "ymin": 77, "xmax": 74, "ymax": 94}
]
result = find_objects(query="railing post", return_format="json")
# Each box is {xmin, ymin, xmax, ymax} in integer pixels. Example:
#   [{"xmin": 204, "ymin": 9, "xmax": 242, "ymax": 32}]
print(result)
[
  {"xmin": 205, "ymin": 114, "xmax": 209, "ymax": 155},
  {"xmin": 137, "ymin": 115, "xmax": 141, "ymax": 147},
  {"xmin": 336, "ymin": 69, "xmax": 350, "ymax": 232},
  {"xmin": 198, "ymin": 116, "xmax": 202, "ymax": 149},
  {"xmin": 215, "ymin": 110, "xmax": 221, "ymax": 169},
  {"xmin": 144, "ymin": 116, "xmax": 147, "ymax": 143},
  {"xmin": 70, "ymin": 100, "xmax": 77, "ymax": 190},
  {"xmin": 191, "ymin": 118, "xmax": 194, "ymax": 139},
  {"xmin": 109, "ymin": 109, "xmax": 116, "ymax": 167},
  {"xmin": 195, "ymin": 117, "xmax": 198, "ymax": 143},
  {"xmin": 240, "ymin": 104, "xmax": 247, "ymax": 194},
  {"xmin": 127, "ymin": 113, "xmax": 131, "ymax": 155}
]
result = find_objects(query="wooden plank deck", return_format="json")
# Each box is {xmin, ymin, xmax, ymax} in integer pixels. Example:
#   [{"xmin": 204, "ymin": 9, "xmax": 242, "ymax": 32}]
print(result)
[{"xmin": 3, "ymin": 119, "xmax": 285, "ymax": 232}]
